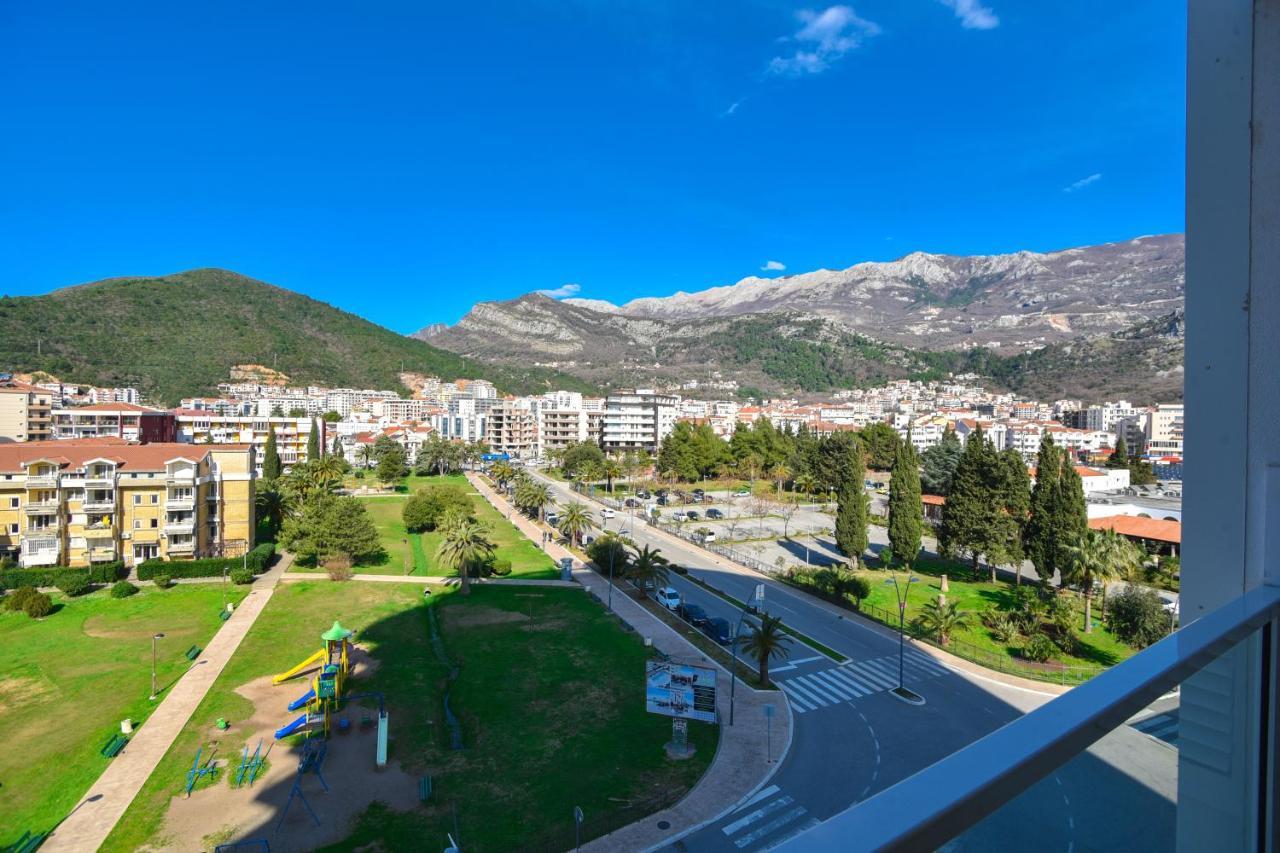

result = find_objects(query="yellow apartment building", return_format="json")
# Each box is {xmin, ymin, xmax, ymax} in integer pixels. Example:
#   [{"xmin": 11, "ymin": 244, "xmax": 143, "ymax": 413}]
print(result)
[
  {"xmin": 0, "ymin": 439, "xmax": 255, "ymax": 568},
  {"xmin": 0, "ymin": 377, "xmax": 53, "ymax": 442}
]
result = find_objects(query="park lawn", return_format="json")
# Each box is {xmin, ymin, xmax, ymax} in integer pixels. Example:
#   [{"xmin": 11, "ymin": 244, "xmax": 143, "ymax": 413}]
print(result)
[
  {"xmin": 858, "ymin": 559, "xmax": 1135, "ymax": 670},
  {"xmin": 302, "ymin": 487, "xmax": 558, "ymax": 580},
  {"xmin": 325, "ymin": 584, "xmax": 717, "ymax": 852},
  {"xmin": 102, "ymin": 581, "xmax": 433, "ymax": 852},
  {"xmin": 0, "ymin": 584, "xmax": 249, "ymax": 848}
]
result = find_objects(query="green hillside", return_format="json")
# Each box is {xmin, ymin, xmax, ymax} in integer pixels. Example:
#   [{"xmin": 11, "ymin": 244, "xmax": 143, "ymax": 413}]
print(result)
[{"xmin": 0, "ymin": 269, "xmax": 595, "ymax": 403}]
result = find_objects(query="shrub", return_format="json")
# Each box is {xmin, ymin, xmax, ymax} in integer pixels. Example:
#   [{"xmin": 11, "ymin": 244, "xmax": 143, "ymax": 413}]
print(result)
[
  {"xmin": 489, "ymin": 556, "xmax": 512, "ymax": 577},
  {"xmin": 402, "ymin": 485, "xmax": 474, "ymax": 533},
  {"xmin": 136, "ymin": 543, "xmax": 274, "ymax": 581},
  {"xmin": 152, "ymin": 574, "xmax": 172, "ymax": 589},
  {"xmin": 1108, "ymin": 586, "xmax": 1170, "ymax": 649},
  {"xmin": 982, "ymin": 611, "xmax": 1020, "ymax": 643},
  {"xmin": 58, "ymin": 573, "xmax": 93, "ymax": 597},
  {"xmin": 0, "ymin": 562, "xmax": 124, "ymax": 591},
  {"xmin": 110, "ymin": 580, "xmax": 140, "ymax": 599},
  {"xmin": 1021, "ymin": 633, "xmax": 1057, "ymax": 663},
  {"xmin": 24, "ymin": 592, "xmax": 53, "ymax": 618},
  {"xmin": 4, "ymin": 586, "xmax": 37, "ymax": 612},
  {"xmin": 844, "ymin": 574, "xmax": 872, "ymax": 608},
  {"xmin": 230, "ymin": 567, "xmax": 255, "ymax": 585},
  {"xmin": 324, "ymin": 553, "xmax": 354, "ymax": 582}
]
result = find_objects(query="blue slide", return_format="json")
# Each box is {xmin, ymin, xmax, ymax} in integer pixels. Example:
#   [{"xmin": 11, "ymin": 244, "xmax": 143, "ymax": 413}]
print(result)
[
  {"xmin": 274, "ymin": 714, "xmax": 309, "ymax": 740},
  {"xmin": 288, "ymin": 688, "xmax": 316, "ymax": 712}
]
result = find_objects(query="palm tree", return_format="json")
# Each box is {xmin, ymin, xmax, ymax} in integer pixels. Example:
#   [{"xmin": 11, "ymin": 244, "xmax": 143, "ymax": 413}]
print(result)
[
  {"xmin": 581, "ymin": 460, "xmax": 605, "ymax": 492},
  {"xmin": 490, "ymin": 461, "xmax": 516, "ymax": 489},
  {"xmin": 315, "ymin": 454, "xmax": 346, "ymax": 492},
  {"xmin": 558, "ymin": 502, "xmax": 592, "ymax": 547},
  {"xmin": 518, "ymin": 482, "xmax": 551, "ymax": 520},
  {"xmin": 629, "ymin": 544, "xmax": 670, "ymax": 591},
  {"xmin": 357, "ymin": 444, "xmax": 374, "ymax": 470},
  {"xmin": 739, "ymin": 613, "xmax": 793, "ymax": 686},
  {"xmin": 915, "ymin": 597, "xmax": 971, "ymax": 646},
  {"xmin": 769, "ymin": 463, "xmax": 791, "ymax": 497},
  {"xmin": 435, "ymin": 519, "xmax": 494, "ymax": 596},
  {"xmin": 793, "ymin": 472, "xmax": 817, "ymax": 501},
  {"xmin": 1064, "ymin": 528, "xmax": 1143, "ymax": 633},
  {"xmin": 601, "ymin": 458, "xmax": 624, "ymax": 494},
  {"xmin": 255, "ymin": 484, "xmax": 292, "ymax": 532}
]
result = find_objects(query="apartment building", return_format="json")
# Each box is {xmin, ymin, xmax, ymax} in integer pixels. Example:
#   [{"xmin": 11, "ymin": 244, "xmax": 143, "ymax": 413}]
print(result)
[
  {"xmin": 52, "ymin": 403, "xmax": 177, "ymax": 442},
  {"xmin": 0, "ymin": 440, "xmax": 255, "ymax": 568},
  {"xmin": 487, "ymin": 399, "xmax": 538, "ymax": 458},
  {"xmin": 1144, "ymin": 403, "xmax": 1185, "ymax": 457},
  {"xmin": 0, "ymin": 377, "xmax": 53, "ymax": 442},
  {"xmin": 602, "ymin": 390, "xmax": 679, "ymax": 453},
  {"xmin": 173, "ymin": 411, "xmax": 321, "ymax": 475}
]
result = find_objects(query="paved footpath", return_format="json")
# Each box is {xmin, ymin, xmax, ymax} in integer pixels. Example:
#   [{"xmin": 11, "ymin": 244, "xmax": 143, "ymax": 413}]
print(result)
[
  {"xmin": 469, "ymin": 473, "xmax": 794, "ymax": 851},
  {"xmin": 44, "ymin": 555, "xmax": 291, "ymax": 852}
]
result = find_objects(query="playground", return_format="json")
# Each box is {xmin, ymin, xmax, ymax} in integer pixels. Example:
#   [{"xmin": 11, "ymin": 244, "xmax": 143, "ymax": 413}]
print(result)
[
  {"xmin": 0, "ymin": 583, "xmax": 249, "ymax": 849},
  {"xmin": 104, "ymin": 580, "xmax": 716, "ymax": 852}
]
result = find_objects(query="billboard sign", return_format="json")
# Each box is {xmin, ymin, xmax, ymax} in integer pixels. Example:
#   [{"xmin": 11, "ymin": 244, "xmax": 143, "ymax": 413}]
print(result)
[{"xmin": 645, "ymin": 660, "xmax": 717, "ymax": 723}]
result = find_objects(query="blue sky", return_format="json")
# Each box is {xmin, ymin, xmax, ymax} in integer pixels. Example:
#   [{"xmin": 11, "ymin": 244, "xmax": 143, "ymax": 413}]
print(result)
[{"xmin": 0, "ymin": 1, "xmax": 1185, "ymax": 332}]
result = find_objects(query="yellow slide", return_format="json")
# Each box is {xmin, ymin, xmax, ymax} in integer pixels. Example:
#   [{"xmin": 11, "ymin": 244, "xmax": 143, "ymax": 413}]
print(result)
[{"xmin": 272, "ymin": 649, "xmax": 326, "ymax": 685}]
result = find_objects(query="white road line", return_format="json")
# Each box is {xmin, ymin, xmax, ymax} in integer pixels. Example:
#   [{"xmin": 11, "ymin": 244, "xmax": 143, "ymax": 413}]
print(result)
[
  {"xmin": 829, "ymin": 667, "xmax": 882, "ymax": 694},
  {"xmin": 789, "ymin": 655, "xmax": 825, "ymax": 665},
  {"xmin": 721, "ymin": 796, "xmax": 795, "ymax": 836},
  {"xmin": 809, "ymin": 669, "xmax": 861, "ymax": 700},
  {"xmin": 823, "ymin": 667, "xmax": 873, "ymax": 697},
  {"xmin": 737, "ymin": 784, "xmax": 780, "ymax": 811},
  {"xmin": 864, "ymin": 658, "xmax": 907, "ymax": 684},
  {"xmin": 781, "ymin": 678, "xmax": 830, "ymax": 708},
  {"xmin": 851, "ymin": 663, "xmax": 897, "ymax": 690},
  {"xmin": 777, "ymin": 681, "xmax": 815, "ymax": 712},
  {"xmin": 760, "ymin": 818, "xmax": 821, "ymax": 851},
  {"xmin": 733, "ymin": 807, "xmax": 809, "ymax": 848},
  {"xmin": 793, "ymin": 675, "xmax": 844, "ymax": 704}
]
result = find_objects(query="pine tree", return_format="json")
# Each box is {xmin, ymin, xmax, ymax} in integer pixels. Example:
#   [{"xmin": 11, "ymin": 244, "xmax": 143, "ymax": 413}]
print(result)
[
  {"xmin": 1107, "ymin": 434, "xmax": 1129, "ymax": 469},
  {"xmin": 887, "ymin": 437, "xmax": 923, "ymax": 566},
  {"xmin": 834, "ymin": 442, "xmax": 869, "ymax": 566},
  {"xmin": 939, "ymin": 426, "xmax": 999, "ymax": 579},
  {"xmin": 262, "ymin": 427, "xmax": 283, "ymax": 483},
  {"xmin": 1024, "ymin": 436, "xmax": 1061, "ymax": 582},
  {"xmin": 308, "ymin": 418, "xmax": 321, "ymax": 460}
]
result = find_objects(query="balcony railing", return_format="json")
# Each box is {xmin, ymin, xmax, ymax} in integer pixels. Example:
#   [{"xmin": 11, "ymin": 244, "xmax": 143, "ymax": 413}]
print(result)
[
  {"xmin": 83, "ymin": 498, "xmax": 116, "ymax": 512},
  {"xmin": 24, "ymin": 500, "xmax": 59, "ymax": 514},
  {"xmin": 165, "ymin": 496, "xmax": 196, "ymax": 510},
  {"xmin": 25, "ymin": 475, "xmax": 58, "ymax": 489},
  {"xmin": 25, "ymin": 520, "xmax": 61, "ymax": 533},
  {"xmin": 167, "ymin": 539, "xmax": 195, "ymax": 553},
  {"xmin": 166, "ymin": 471, "xmax": 197, "ymax": 485},
  {"xmin": 777, "ymin": 582, "xmax": 1280, "ymax": 852}
]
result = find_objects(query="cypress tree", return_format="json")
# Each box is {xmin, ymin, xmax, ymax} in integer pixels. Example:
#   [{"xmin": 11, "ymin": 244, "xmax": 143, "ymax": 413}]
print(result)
[
  {"xmin": 834, "ymin": 442, "xmax": 869, "ymax": 566},
  {"xmin": 939, "ymin": 426, "xmax": 998, "ymax": 579},
  {"xmin": 1025, "ymin": 436, "xmax": 1061, "ymax": 582},
  {"xmin": 990, "ymin": 447, "xmax": 1031, "ymax": 584},
  {"xmin": 920, "ymin": 426, "xmax": 963, "ymax": 495},
  {"xmin": 331, "ymin": 434, "xmax": 344, "ymax": 462},
  {"xmin": 308, "ymin": 418, "xmax": 321, "ymax": 460},
  {"xmin": 1057, "ymin": 459, "xmax": 1089, "ymax": 563},
  {"xmin": 887, "ymin": 437, "xmax": 923, "ymax": 566},
  {"xmin": 262, "ymin": 427, "xmax": 283, "ymax": 483},
  {"xmin": 1107, "ymin": 434, "xmax": 1129, "ymax": 469}
]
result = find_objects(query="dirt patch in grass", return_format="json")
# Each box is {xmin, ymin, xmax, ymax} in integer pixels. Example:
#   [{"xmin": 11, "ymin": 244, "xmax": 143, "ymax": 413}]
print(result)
[
  {"xmin": 444, "ymin": 606, "xmax": 528, "ymax": 629},
  {"xmin": 0, "ymin": 670, "xmax": 57, "ymax": 714}
]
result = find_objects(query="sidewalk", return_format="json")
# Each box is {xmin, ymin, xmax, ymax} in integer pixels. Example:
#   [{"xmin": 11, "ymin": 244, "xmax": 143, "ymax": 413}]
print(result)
[
  {"xmin": 279, "ymin": 571, "xmax": 576, "ymax": 588},
  {"xmin": 468, "ymin": 472, "xmax": 794, "ymax": 850},
  {"xmin": 44, "ymin": 554, "xmax": 292, "ymax": 852}
]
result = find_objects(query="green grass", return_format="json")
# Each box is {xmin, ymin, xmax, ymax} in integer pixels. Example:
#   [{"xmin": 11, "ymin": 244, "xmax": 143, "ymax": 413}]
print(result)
[
  {"xmin": 0, "ymin": 584, "xmax": 249, "ymax": 847},
  {"xmin": 305, "ymin": 479, "xmax": 557, "ymax": 580},
  {"xmin": 857, "ymin": 557, "xmax": 1134, "ymax": 670},
  {"xmin": 105, "ymin": 582, "xmax": 716, "ymax": 852}
]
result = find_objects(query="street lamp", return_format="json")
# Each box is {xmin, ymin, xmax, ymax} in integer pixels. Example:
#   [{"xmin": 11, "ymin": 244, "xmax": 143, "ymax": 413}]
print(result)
[
  {"xmin": 149, "ymin": 632, "xmax": 166, "ymax": 700},
  {"xmin": 729, "ymin": 585, "xmax": 764, "ymax": 726},
  {"xmin": 883, "ymin": 574, "xmax": 919, "ymax": 696}
]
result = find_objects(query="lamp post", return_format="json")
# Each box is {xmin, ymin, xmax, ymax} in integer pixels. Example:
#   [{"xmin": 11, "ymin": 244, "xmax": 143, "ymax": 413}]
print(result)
[
  {"xmin": 150, "ymin": 632, "xmax": 166, "ymax": 700},
  {"xmin": 729, "ymin": 585, "xmax": 764, "ymax": 726},
  {"xmin": 883, "ymin": 574, "xmax": 919, "ymax": 693},
  {"xmin": 607, "ymin": 540, "xmax": 615, "ymax": 613}
]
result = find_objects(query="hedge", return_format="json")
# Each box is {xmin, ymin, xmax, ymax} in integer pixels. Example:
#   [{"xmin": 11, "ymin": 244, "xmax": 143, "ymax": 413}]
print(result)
[
  {"xmin": 0, "ymin": 562, "xmax": 125, "ymax": 591},
  {"xmin": 136, "ymin": 543, "xmax": 275, "ymax": 581}
]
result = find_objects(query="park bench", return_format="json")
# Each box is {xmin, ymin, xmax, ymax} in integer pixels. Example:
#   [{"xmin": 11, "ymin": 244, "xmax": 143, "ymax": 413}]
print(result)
[
  {"xmin": 10, "ymin": 830, "xmax": 48, "ymax": 853},
  {"xmin": 101, "ymin": 733, "xmax": 127, "ymax": 757},
  {"xmin": 418, "ymin": 776, "xmax": 433, "ymax": 802},
  {"xmin": 219, "ymin": 609, "xmax": 232, "ymax": 621},
  {"xmin": 185, "ymin": 645, "xmax": 202, "ymax": 661}
]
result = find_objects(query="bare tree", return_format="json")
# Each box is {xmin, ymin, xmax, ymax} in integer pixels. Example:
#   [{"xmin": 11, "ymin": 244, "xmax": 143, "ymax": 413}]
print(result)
[{"xmin": 778, "ymin": 499, "xmax": 800, "ymax": 539}]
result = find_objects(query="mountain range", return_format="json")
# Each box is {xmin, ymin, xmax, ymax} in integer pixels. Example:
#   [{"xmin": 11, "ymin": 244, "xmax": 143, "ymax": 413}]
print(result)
[{"xmin": 418, "ymin": 234, "xmax": 1185, "ymax": 402}]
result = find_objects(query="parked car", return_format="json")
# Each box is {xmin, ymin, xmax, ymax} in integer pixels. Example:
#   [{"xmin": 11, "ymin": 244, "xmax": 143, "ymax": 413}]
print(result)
[
  {"xmin": 657, "ymin": 587, "xmax": 682, "ymax": 610},
  {"xmin": 706, "ymin": 508, "xmax": 724, "ymax": 519},
  {"xmin": 624, "ymin": 497, "xmax": 642, "ymax": 508},
  {"xmin": 655, "ymin": 489, "xmax": 669, "ymax": 498},
  {"xmin": 601, "ymin": 508, "xmax": 616, "ymax": 519},
  {"xmin": 545, "ymin": 511, "xmax": 559, "ymax": 525},
  {"xmin": 702, "ymin": 617, "xmax": 733, "ymax": 645},
  {"xmin": 678, "ymin": 602, "xmax": 709, "ymax": 627},
  {"xmin": 685, "ymin": 510, "xmax": 700, "ymax": 521},
  {"xmin": 691, "ymin": 488, "xmax": 705, "ymax": 498},
  {"xmin": 636, "ymin": 490, "xmax": 651, "ymax": 499},
  {"xmin": 700, "ymin": 530, "xmax": 717, "ymax": 543},
  {"xmin": 734, "ymin": 489, "xmax": 751, "ymax": 497},
  {"xmin": 656, "ymin": 495, "xmax": 670, "ymax": 506}
]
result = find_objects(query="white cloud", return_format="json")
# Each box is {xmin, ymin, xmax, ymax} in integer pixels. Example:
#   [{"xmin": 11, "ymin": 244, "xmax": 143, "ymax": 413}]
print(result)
[
  {"xmin": 768, "ymin": 6, "xmax": 881, "ymax": 77},
  {"xmin": 536, "ymin": 283, "xmax": 582, "ymax": 299},
  {"xmin": 1063, "ymin": 173, "xmax": 1102, "ymax": 193},
  {"xmin": 761, "ymin": 260, "xmax": 786, "ymax": 271},
  {"xmin": 938, "ymin": 0, "xmax": 999, "ymax": 30}
]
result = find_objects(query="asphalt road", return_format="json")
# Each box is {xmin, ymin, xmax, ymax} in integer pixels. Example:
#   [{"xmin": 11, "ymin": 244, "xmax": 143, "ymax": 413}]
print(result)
[{"xmin": 525, "ymin": 469, "xmax": 1176, "ymax": 853}]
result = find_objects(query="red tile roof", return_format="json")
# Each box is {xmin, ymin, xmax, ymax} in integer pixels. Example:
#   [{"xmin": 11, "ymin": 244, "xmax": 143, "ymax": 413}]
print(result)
[
  {"xmin": 0, "ymin": 441, "xmax": 215, "ymax": 473},
  {"xmin": 58, "ymin": 402, "xmax": 161, "ymax": 413},
  {"xmin": 1089, "ymin": 515, "xmax": 1181, "ymax": 544}
]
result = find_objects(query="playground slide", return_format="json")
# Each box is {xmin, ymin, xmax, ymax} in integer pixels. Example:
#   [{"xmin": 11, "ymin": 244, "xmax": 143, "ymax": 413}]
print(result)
[
  {"xmin": 376, "ymin": 711, "xmax": 388, "ymax": 768},
  {"xmin": 272, "ymin": 649, "xmax": 326, "ymax": 684},
  {"xmin": 288, "ymin": 688, "xmax": 316, "ymax": 712},
  {"xmin": 274, "ymin": 714, "xmax": 309, "ymax": 740}
]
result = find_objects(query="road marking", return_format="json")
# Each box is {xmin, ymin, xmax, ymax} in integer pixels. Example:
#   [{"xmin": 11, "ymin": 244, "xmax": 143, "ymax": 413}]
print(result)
[
  {"xmin": 781, "ymin": 678, "xmax": 831, "ymax": 708},
  {"xmin": 777, "ymin": 681, "xmax": 815, "ymax": 712},
  {"xmin": 822, "ymin": 667, "xmax": 873, "ymax": 697},
  {"xmin": 788, "ymin": 655, "xmax": 825, "ymax": 665},
  {"xmin": 809, "ymin": 669, "xmax": 862, "ymax": 700},
  {"xmin": 828, "ymin": 667, "xmax": 882, "ymax": 694},
  {"xmin": 738, "ymin": 784, "xmax": 780, "ymax": 810},
  {"xmin": 721, "ymin": 795, "xmax": 795, "ymax": 835},
  {"xmin": 850, "ymin": 662, "xmax": 897, "ymax": 691},
  {"xmin": 733, "ymin": 806, "xmax": 809, "ymax": 847},
  {"xmin": 791, "ymin": 674, "xmax": 844, "ymax": 704},
  {"xmin": 759, "ymin": 817, "xmax": 820, "ymax": 851}
]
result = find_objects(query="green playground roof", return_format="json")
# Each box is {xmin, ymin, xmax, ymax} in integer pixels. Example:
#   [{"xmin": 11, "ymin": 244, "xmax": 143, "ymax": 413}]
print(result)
[{"xmin": 321, "ymin": 620, "xmax": 353, "ymax": 641}]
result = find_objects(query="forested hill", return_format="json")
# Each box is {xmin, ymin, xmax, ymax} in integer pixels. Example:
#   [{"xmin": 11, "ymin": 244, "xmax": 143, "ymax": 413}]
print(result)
[{"xmin": 0, "ymin": 269, "xmax": 595, "ymax": 403}]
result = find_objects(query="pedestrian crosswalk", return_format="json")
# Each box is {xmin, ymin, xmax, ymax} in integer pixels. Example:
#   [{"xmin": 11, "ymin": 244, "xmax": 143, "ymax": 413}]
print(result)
[
  {"xmin": 720, "ymin": 785, "xmax": 819, "ymax": 850},
  {"xmin": 777, "ymin": 651, "xmax": 950, "ymax": 713},
  {"xmin": 1130, "ymin": 711, "xmax": 1179, "ymax": 746}
]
